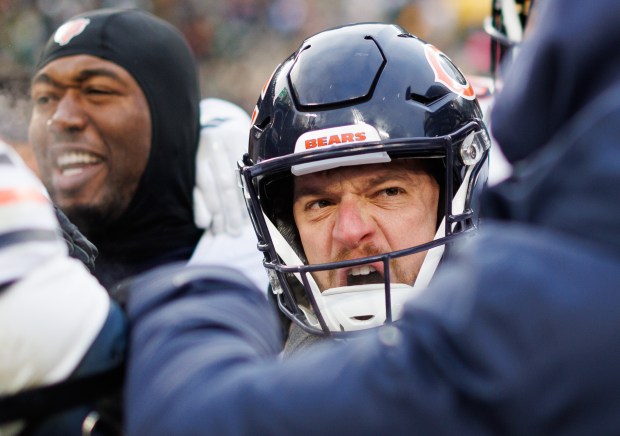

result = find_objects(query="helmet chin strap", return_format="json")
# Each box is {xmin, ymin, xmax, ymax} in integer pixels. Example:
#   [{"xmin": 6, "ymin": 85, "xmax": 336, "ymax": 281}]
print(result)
[
  {"xmin": 263, "ymin": 213, "xmax": 322, "ymax": 296},
  {"xmin": 413, "ymin": 165, "xmax": 474, "ymax": 291},
  {"xmin": 264, "ymin": 165, "xmax": 474, "ymax": 332},
  {"xmin": 263, "ymin": 214, "xmax": 331, "ymax": 329}
]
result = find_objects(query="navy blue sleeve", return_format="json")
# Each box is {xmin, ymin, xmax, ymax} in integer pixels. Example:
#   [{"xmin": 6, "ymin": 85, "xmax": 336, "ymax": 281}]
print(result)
[
  {"xmin": 124, "ymin": 263, "xmax": 473, "ymax": 435},
  {"xmin": 125, "ymin": 228, "xmax": 620, "ymax": 436},
  {"xmin": 124, "ymin": 263, "xmax": 282, "ymax": 434}
]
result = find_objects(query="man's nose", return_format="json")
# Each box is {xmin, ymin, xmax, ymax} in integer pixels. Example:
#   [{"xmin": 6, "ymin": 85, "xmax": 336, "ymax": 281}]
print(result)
[
  {"xmin": 332, "ymin": 197, "xmax": 375, "ymax": 249},
  {"xmin": 47, "ymin": 92, "xmax": 88, "ymax": 133}
]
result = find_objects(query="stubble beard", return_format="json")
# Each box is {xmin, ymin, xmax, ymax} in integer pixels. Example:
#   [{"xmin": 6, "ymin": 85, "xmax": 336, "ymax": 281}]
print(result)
[{"xmin": 53, "ymin": 182, "xmax": 133, "ymax": 242}]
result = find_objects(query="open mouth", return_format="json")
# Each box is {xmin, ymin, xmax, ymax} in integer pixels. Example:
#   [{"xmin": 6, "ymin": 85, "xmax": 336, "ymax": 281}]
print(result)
[
  {"xmin": 56, "ymin": 151, "xmax": 103, "ymax": 176},
  {"xmin": 346, "ymin": 265, "xmax": 384, "ymax": 286}
]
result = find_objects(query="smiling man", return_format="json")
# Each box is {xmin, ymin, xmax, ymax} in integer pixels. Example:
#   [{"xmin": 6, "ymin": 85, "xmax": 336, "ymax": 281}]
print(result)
[
  {"xmin": 30, "ymin": 55, "xmax": 151, "ymax": 232},
  {"xmin": 239, "ymin": 23, "xmax": 491, "ymax": 354},
  {"xmin": 28, "ymin": 8, "xmax": 203, "ymax": 290}
]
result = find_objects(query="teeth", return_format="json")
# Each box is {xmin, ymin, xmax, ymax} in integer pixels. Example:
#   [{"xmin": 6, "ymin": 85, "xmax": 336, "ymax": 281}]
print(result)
[
  {"xmin": 62, "ymin": 167, "xmax": 84, "ymax": 176},
  {"xmin": 57, "ymin": 152, "xmax": 101, "ymax": 169},
  {"xmin": 348, "ymin": 265, "xmax": 376, "ymax": 276}
]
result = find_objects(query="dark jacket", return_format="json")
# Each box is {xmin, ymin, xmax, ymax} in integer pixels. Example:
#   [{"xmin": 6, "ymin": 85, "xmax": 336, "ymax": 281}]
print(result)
[{"xmin": 125, "ymin": 0, "xmax": 620, "ymax": 434}]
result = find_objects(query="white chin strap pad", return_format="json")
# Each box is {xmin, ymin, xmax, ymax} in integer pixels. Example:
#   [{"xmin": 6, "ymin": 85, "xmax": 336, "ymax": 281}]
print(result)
[
  {"xmin": 320, "ymin": 283, "xmax": 417, "ymax": 331},
  {"xmin": 413, "ymin": 165, "xmax": 474, "ymax": 291}
]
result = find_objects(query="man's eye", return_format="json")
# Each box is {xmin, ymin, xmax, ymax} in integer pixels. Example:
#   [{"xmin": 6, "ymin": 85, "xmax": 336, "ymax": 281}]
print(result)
[
  {"xmin": 33, "ymin": 94, "xmax": 54, "ymax": 105},
  {"xmin": 308, "ymin": 199, "xmax": 332, "ymax": 210},
  {"xmin": 382, "ymin": 187, "xmax": 403, "ymax": 196},
  {"xmin": 85, "ymin": 87, "xmax": 111, "ymax": 95}
]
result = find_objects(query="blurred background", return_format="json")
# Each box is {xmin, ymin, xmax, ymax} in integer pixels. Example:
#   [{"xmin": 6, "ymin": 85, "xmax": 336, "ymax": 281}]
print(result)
[{"xmin": 0, "ymin": 0, "xmax": 491, "ymax": 160}]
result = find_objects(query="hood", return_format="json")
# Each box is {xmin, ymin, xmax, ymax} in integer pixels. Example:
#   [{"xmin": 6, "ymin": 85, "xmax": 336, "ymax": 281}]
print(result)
[
  {"xmin": 35, "ymin": 8, "xmax": 202, "ymax": 266},
  {"xmin": 485, "ymin": 0, "xmax": 620, "ymax": 253}
]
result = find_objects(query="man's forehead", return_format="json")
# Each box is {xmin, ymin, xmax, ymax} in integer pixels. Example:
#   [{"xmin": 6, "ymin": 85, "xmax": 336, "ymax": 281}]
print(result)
[
  {"xmin": 33, "ymin": 54, "xmax": 133, "ymax": 85},
  {"xmin": 294, "ymin": 160, "xmax": 429, "ymax": 191}
]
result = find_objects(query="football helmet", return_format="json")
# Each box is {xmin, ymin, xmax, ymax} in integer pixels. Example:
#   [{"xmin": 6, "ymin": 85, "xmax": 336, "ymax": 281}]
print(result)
[
  {"xmin": 239, "ymin": 23, "xmax": 490, "ymax": 335},
  {"xmin": 485, "ymin": 0, "xmax": 537, "ymax": 78}
]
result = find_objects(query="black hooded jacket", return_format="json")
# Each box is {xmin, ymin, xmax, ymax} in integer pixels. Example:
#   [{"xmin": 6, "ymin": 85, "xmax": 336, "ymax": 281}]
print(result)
[{"xmin": 35, "ymin": 9, "xmax": 202, "ymax": 290}]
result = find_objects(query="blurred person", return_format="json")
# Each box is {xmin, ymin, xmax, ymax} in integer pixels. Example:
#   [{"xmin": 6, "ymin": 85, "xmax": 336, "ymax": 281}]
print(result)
[
  {"xmin": 267, "ymin": 0, "xmax": 308, "ymax": 35},
  {"xmin": 27, "ymin": 8, "xmax": 266, "ymax": 292},
  {"xmin": 484, "ymin": 0, "xmax": 537, "ymax": 86},
  {"xmin": 0, "ymin": 81, "xmax": 38, "ymax": 175},
  {"xmin": 124, "ymin": 0, "xmax": 620, "ymax": 433},
  {"xmin": 479, "ymin": 0, "xmax": 539, "ymax": 185},
  {"xmin": 0, "ymin": 139, "xmax": 125, "ymax": 435},
  {"xmin": 240, "ymin": 23, "xmax": 489, "ymax": 354}
]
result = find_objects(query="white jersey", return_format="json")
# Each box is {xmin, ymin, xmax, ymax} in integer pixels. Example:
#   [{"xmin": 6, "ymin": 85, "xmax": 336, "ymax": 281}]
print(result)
[
  {"xmin": 189, "ymin": 98, "xmax": 268, "ymax": 292},
  {"xmin": 0, "ymin": 140, "xmax": 109, "ymax": 397}
]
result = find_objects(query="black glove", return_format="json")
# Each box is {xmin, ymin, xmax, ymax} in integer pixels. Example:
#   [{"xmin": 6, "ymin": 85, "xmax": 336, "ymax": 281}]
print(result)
[{"xmin": 53, "ymin": 205, "xmax": 98, "ymax": 274}]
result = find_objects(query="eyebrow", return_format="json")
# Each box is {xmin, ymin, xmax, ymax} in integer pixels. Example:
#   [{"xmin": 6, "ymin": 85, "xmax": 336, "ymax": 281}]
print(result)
[
  {"xmin": 32, "ymin": 68, "xmax": 128, "ymax": 87},
  {"xmin": 294, "ymin": 171, "xmax": 416, "ymax": 200}
]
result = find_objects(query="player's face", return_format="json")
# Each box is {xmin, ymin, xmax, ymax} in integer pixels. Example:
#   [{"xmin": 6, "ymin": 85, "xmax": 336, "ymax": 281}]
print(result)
[
  {"xmin": 292, "ymin": 160, "xmax": 439, "ymax": 291},
  {"xmin": 29, "ymin": 54, "xmax": 151, "ymax": 232}
]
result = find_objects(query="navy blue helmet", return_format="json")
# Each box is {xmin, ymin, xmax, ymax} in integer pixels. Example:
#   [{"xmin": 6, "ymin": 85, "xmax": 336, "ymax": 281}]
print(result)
[{"xmin": 239, "ymin": 23, "xmax": 490, "ymax": 335}]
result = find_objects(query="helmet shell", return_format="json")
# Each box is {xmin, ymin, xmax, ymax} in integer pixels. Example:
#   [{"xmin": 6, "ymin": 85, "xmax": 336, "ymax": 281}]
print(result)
[
  {"xmin": 241, "ymin": 23, "xmax": 490, "ymax": 335},
  {"xmin": 250, "ymin": 23, "xmax": 483, "ymax": 164}
]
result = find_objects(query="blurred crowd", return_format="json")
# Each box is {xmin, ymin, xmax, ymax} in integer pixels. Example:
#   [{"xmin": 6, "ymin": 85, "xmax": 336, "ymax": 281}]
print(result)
[{"xmin": 0, "ymin": 0, "xmax": 490, "ymax": 147}]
